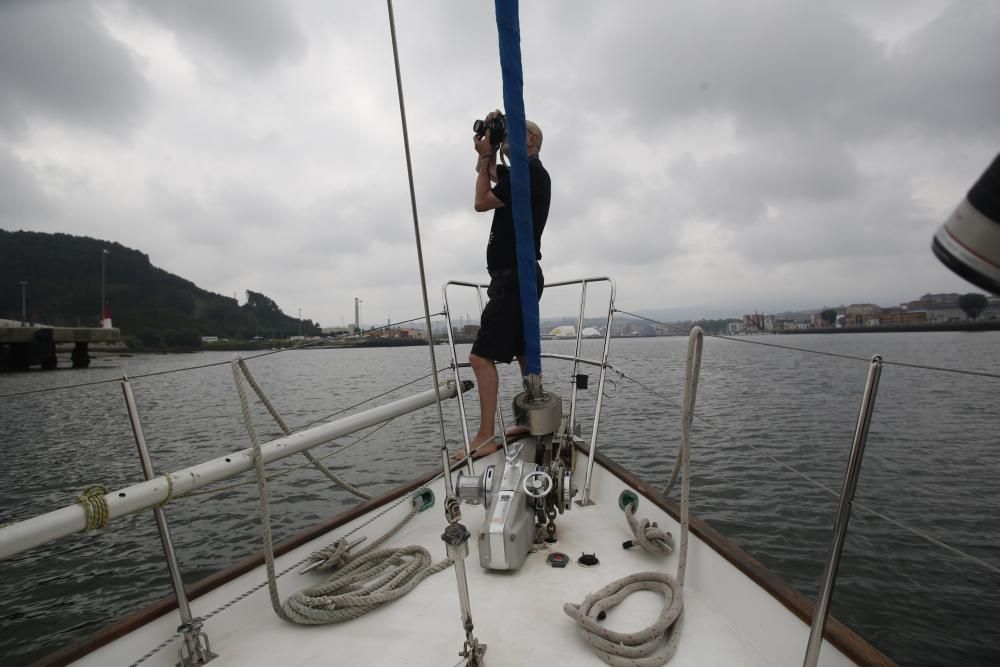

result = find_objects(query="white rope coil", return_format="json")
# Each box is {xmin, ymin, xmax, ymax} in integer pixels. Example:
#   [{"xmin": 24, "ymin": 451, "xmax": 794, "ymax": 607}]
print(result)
[
  {"xmin": 284, "ymin": 545, "xmax": 451, "ymax": 624},
  {"xmin": 231, "ymin": 355, "xmax": 451, "ymax": 626},
  {"xmin": 563, "ymin": 572, "xmax": 684, "ymax": 666},
  {"xmin": 565, "ymin": 328, "xmax": 702, "ymax": 667}
]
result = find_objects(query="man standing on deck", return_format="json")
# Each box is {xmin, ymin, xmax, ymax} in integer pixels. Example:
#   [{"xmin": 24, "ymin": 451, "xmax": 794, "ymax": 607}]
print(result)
[{"xmin": 454, "ymin": 110, "xmax": 550, "ymax": 461}]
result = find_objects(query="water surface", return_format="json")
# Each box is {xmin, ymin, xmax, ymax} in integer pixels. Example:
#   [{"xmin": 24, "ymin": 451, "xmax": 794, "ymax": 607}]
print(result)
[{"xmin": 1, "ymin": 331, "xmax": 998, "ymax": 666}]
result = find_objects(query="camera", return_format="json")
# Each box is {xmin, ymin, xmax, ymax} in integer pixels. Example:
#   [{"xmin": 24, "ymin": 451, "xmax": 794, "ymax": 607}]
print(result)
[{"xmin": 473, "ymin": 112, "xmax": 507, "ymax": 149}]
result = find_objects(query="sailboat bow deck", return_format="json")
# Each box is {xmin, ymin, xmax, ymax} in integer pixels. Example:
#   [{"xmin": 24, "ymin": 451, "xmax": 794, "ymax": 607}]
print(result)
[{"xmin": 34, "ymin": 443, "xmax": 894, "ymax": 667}]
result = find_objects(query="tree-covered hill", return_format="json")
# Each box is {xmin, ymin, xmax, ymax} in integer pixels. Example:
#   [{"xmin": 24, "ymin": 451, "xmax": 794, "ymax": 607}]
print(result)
[{"xmin": 0, "ymin": 230, "xmax": 319, "ymax": 347}]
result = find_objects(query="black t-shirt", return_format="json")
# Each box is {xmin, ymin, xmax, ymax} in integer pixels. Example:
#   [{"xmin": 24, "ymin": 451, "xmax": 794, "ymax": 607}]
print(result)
[{"xmin": 487, "ymin": 156, "xmax": 551, "ymax": 270}]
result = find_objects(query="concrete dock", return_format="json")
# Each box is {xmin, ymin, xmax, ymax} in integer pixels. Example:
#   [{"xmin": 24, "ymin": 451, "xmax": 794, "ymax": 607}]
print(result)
[{"xmin": 0, "ymin": 322, "xmax": 121, "ymax": 371}]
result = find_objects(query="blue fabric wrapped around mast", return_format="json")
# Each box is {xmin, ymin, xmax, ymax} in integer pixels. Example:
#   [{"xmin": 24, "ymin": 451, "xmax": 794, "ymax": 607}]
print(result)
[{"xmin": 494, "ymin": 0, "xmax": 542, "ymax": 377}]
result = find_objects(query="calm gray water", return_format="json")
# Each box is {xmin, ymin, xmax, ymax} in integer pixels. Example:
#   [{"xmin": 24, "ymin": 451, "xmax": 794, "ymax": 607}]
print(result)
[{"xmin": 1, "ymin": 332, "xmax": 998, "ymax": 666}]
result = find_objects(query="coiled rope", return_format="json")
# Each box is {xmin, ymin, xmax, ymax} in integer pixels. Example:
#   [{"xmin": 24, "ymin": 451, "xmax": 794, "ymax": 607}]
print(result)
[
  {"xmin": 564, "ymin": 327, "xmax": 702, "ymax": 666},
  {"xmin": 284, "ymin": 544, "xmax": 451, "ymax": 624},
  {"xmin": 231, "ymin": 356, "xmax": 451, "ymax": 625},
  {"xmin": 563, "ymin": 572, "xmax": 684, "ymax": 666}
]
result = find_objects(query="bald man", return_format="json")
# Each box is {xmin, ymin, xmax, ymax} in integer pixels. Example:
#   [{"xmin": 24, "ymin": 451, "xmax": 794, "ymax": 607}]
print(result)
[{"xmin": 455, "ymin": 111, "xmax": 551, "ymax": 461}]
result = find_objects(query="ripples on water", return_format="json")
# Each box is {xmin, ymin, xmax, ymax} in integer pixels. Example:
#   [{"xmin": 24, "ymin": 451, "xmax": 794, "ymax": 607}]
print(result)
[{"xmin": 1, "ymin": 332, "xmax": 998, "ymax": 666}]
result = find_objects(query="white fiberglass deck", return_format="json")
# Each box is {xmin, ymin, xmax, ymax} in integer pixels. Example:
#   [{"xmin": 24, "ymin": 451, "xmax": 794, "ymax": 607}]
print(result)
[{"xmin": 75, "ymin": 450, "xmax": 857, "ymax": 667}]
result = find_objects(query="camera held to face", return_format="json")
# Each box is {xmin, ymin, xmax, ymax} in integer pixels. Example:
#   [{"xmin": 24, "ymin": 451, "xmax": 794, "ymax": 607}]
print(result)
[{"xmin": 473, "ymin": 112, "xmax": 507, "ymax": 150}]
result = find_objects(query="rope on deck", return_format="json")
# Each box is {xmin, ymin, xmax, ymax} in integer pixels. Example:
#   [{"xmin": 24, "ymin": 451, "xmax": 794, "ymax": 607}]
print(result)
[
  {"xmin": 284, "ymin": 544, "xmax": 452, "ymax": 624},
  {"xmin": 563, "ymin": 572, "xmax": 684, "ymax": 666},
  {"xmin": 624, "ymin": 503, "xmax": 673, "ymax": 555},
  {"xmin": 564, "ymin": 327, "xmax": 702, "ymax": 665},
  {"xmin": 231, "ymin": 355, "xmax": 452, "ymax": 626}
]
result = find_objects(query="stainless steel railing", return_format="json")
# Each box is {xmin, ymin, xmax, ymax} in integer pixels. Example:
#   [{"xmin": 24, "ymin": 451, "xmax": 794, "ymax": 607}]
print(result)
[{"xmin": 441, "ymin": 276, "xmax": 616, "ymax": 504}]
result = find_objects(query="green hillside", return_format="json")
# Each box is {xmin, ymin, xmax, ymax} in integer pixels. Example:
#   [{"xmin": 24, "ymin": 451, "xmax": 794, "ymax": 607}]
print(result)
[{"xmin": 0, "ymin": 230, "xmax": 319, "ymax": 348}]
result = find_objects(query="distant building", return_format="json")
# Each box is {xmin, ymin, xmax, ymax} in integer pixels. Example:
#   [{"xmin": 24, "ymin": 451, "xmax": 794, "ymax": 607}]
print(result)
[
  {"xmin": 908, "ymin": 293, "xmax": 962, "ymax": 307},
  {"xmin": 844, "ymin": 304, "xmax": 882, "ymax": 327},
  {"xmin": 903, "ymin": 294, "xmax": 966, "ymax": 322},
  {"xmin": 881, "ymin": 309, "xmax": 928, "ymax": 326},
  {"xmin": 811, "ymin": 311, "xmax": 840, "ymax": 328}
]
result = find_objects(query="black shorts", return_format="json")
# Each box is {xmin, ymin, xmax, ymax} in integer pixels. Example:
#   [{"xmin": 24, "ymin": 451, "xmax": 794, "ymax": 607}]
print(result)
[{"xmin": 471, "ymin": 264, "xmax": 544, "ymax": 364}]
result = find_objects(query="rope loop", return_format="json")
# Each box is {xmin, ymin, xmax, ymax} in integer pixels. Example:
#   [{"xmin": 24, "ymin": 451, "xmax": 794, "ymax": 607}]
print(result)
[
  {"xmin": 624, "ymin": 504, "xmax": 673, "ymax": 556},
  {"xmin": 306, "ymin": 537, "xmax": 357, "ymax": 572},
  {"xmin": 563, "ymin": 572, "xmax": 684, "ymax": 666},
  {"xmin": 76, "ymin": 485, "xmax": 110, "ymax": 530},
  {"xmin": 154, "ymin": 474, "xmax": 174, "ymax": 509},
  {"xmin": 284, "ymin": 545, "xmax": 452, "ymax": 624}
]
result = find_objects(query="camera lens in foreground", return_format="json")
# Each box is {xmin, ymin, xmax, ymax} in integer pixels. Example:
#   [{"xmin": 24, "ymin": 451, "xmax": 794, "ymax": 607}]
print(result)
[{"xmin": 932, "ymin": 154, "xmax": 1000, "ymax": 295}]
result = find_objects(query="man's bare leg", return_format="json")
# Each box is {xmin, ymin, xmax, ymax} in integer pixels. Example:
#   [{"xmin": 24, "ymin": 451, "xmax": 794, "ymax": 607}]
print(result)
[
  {"xmin": 506, "ymin": 355, "xmax": 530, "ymax": 438},
  {"xmin": 453, "ymin": 353, "xmax": 502, "ymax": 460}
]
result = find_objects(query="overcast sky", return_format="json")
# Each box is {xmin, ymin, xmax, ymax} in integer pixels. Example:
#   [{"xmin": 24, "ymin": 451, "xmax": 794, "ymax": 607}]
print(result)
[{"xmin": 1, "ymin": 0, "xmax": 998, "ymax": 327}]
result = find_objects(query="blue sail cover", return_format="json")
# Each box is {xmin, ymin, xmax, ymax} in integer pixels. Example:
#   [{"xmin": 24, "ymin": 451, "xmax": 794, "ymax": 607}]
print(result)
[{"xmin": 494, "ymin": 0, "xmax": 542, "ymax": 376}]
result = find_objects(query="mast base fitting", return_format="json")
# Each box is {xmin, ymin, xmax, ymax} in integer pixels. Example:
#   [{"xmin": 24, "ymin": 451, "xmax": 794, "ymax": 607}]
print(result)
[{"xmin": 512, "ymin": 390, "xmax": 562, "ymax": 436}]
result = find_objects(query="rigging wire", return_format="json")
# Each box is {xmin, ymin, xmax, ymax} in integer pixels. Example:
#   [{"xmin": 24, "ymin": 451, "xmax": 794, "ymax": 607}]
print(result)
[
  {"xmin": 0, "ymin": 368, "xmax": 448, "ymax": 526},
  {"xmin": 605, "ymin": 359, "xmax": 1000, "ymax": 577}
]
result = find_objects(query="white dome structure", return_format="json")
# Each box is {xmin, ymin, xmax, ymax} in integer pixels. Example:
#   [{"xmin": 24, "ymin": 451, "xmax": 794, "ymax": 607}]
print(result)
[
  {"xmin": 581, "ymin": 327, "xmax": 602, "ymax": 338},
  {"xmin": 547, "ymin": 325, "xmax": 576, "ymax": 338}
]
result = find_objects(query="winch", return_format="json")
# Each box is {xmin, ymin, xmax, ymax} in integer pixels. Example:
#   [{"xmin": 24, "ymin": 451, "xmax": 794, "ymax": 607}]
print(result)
[{"xmin": 455, "ymin": 381, "xmax": 576, "ymax": 571}]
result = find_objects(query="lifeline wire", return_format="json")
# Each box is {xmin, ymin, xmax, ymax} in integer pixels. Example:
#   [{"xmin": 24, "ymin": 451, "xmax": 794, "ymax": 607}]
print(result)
[
  {"xmin": 0, "ymin": 313, "xmax": 442, "ymax": 399},
  {"xmin": 611, "ymin": 355, "xmax": 1000, "ymax": 577},
  {"xmin": 615, "ymin": 308, "xmax": 1000, "ymax": 381}
]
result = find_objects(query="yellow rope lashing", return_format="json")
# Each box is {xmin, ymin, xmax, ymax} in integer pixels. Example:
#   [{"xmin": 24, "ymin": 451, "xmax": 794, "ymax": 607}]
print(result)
[{"xmin": 76, "ymin": 485, "xmax": 110, "ymax": 530}]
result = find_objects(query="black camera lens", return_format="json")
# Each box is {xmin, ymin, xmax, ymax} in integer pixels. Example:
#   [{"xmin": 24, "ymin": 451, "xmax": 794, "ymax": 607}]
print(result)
[
  {"xmin": 932, "ymin": 154, "xmax": 1000, "ymax": 295},
  {"xmin": 472, "ymin": 113, "xmax": 507, "ymax": 148}
]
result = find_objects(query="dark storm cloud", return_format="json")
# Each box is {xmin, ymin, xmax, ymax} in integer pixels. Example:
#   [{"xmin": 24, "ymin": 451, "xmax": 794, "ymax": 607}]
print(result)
[
  {"xmin": 130, "ymin": 0, "xmax": 306, "ymax": 71},
  {"xmin": 0, "ymin": 1, "xmax": 148, "ymax": 136}
]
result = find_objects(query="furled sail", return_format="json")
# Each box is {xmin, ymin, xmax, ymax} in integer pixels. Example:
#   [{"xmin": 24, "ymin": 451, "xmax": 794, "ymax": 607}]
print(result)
[{"xmin": 494, "ymin": 0, "xmax": 542, "ymax": 379}]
